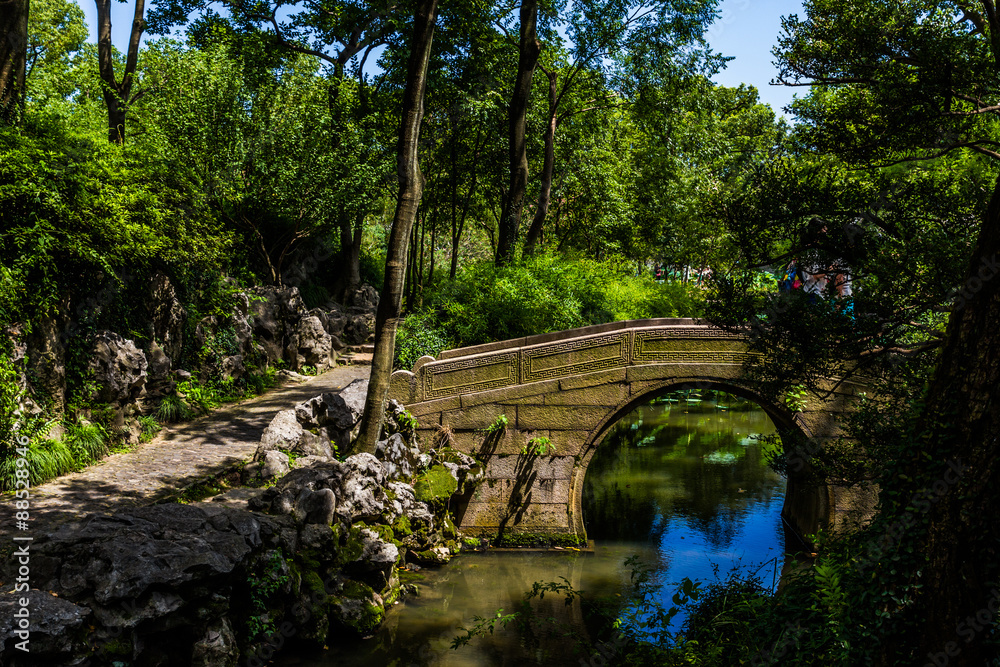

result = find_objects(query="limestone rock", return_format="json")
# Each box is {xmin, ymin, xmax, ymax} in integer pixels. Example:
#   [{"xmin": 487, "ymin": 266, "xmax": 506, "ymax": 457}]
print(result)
[
  {"xmin": 144, "ymin": 340, "xmax": 175, "ymax": 401},
  {"xmin": 292, "ymin": 487, "xmax": 336, "ymax": 525},
  {"xmin": 0, "ymin": 590, "xmax": 90, "ymax": 660},
  {"xmin": 148, "ymin": 271, "xmax": 187, "ymax": 365},
  {"xmin": 294, "ymin": 315, "xmax": 333, "ymax": 370},
  {"xmin": 88, "ymin": 331, "xmax": 148, "ymax": 405},
  {"xmin": 191, "ymin": 617, "xmax": 238, "ymax": 667},
  {"xmin": 345, "ymin": 528, "xmax": 399, "ymax": 591},
  {"xmin": 255, "ymin": 409, "xmax": 303, "ymax": 458},
  {"xmin": 243, "ymin": 450, "xmax": 290, "ymax": 484},
  {"xmin": 26, "ymin": 314, "xmax": 66, "ymax": 412},
  {"xmin": 342, "ymin": 313, "xmax": 374, "ymax": 345},
  {"xmin": 329, "ymin": 580, "xmax": 385, "ymax": 638},
  {"xmin": 298, "ymin": 429, "xmax": 334, "ymax": 459},
  {"xmin": 375, "ymin": 433, "xmax": 420, "ymax": 482},
  {"xmin": 344, "ymin": 284, "xmax": 379, "ymax": 313},
  {"xmin": 249, "ymin": 286, "xmax": 307, "ymax": 365}
]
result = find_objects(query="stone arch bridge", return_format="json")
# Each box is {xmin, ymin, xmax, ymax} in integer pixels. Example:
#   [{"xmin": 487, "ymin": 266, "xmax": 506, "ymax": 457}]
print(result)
[{"xmin": 388, "ymin": 318, "xmax": 875, "ymax": 543}]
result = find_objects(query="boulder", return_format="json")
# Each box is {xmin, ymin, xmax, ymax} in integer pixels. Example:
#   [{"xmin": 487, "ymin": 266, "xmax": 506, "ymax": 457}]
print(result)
[
  {"xmin": 88, "ymin": 331, "xmax": 147, "ymax": 405},
  {"xmin": 299, "ymin": 429, "xmax": 334, "ymax": 459},
  {"xmin": 255, "ymin": 409, "xmax": 303, "ymax": 458},
  {"xmin": 375, "ymin": 433, "xmax": 420, "ymax": 482},
  {"xmin": 242, "ymin": 450, "xmax": 290, "ymax": 484},
  {"xmin": 249, "ymin": 286, "xmax": 307, "ymax": 365},
  {"xmin": 344, "ymin": 528, "xmax": 399, "ymax": 591},
  {"xmin": 295, "ymin": 315, "xmax": 333, "ymax": 370},
  {"xmin": 144, "ymin": 340, "xmax": 175, "ymax": 401},
  {"xmin": 221, "ymin": 354, "xmax": 245, "ymax": 381},
  {"xmin": 292, "ymin": 487, "xmax": 337, "ymax": 525},
  {"xmin": 345, "ymin": 284, "xmax": 379, "ymax": 313},
  {"xmin": 334, "ymin": 454, "xmax": 390, "ymax": 523},
  {"xmin": 0, "ymin": 590, "xmax": 90, "ymax": 661},
  {"xmin": 148, "ymin": 271, "xmax": 187, "ymax": 365},
  {"xmin": 342, "ymin": 313, "xmax": 374, "ymax": 345},
  {"xmin": 191, "ymin": 617, "xmax": 239, "ymax": 667}
]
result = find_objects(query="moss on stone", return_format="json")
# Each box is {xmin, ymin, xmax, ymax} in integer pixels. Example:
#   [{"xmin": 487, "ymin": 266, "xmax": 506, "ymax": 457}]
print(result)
[
  {"xmin": 369, "ymin": 523, "xmax": 395, "ymax": 544},
  {"xmin": 442, "ymin": 515, "xmax": 458, "ymax": 539},
  {"xmin": 391, "ymin": 515, "xmax": 413, "ymax": 537},
  {"xmin": 332, "ymin": 580, "xmax": 385, "ymax": 636},
  {"xmin": 413, "ymin": 465, "xmax": 458, "ymax": 504},
  {"xmin": 492, "ymin": 532, "xmax": 588, "ymax": 548}
]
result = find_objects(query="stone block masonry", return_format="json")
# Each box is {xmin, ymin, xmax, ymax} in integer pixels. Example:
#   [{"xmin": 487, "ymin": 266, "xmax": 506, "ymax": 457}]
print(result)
[{"xmin": 390, "ymin": 318, "xmax": 874, "ymax": 543}]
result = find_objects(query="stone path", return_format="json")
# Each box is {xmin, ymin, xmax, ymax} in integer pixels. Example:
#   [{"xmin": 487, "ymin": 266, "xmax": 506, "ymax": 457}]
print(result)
[{"xmin": 0, "ymin": 366, "xmax": 370, "ymax": 536}]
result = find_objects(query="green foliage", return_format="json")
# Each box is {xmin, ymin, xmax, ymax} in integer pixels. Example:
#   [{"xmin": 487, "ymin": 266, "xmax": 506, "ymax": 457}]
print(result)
[
  {"xmin": 426, "ymin": 254, "xmax": 702, "ymax": 347},
  {"xmin": 176, "ymin": 380, "xmax": 218, "ymax": 416},
  {"xmin": 156, "ymin": 394, "xmax": 191, "ymax": 424},
  {"xmin": 521, "ymin": 436, "xmax": 552, "ymax": 456},
  {"xmin": 137, "ymin": 416, "xmax": 161, "ymax": 442},
  {"xmin": 246, "ymin": 549, "xmax": 290, "ymax": 640},
  {"xmin": 484, "ymin": 414, "xmax": 509, "ymax": 438},
  {"xmin": 394, "ymin": 311, "xmax": 451, "ymax": 370},
  {"xmin": 64, "ymin": 421, "xmax": 109, "ymax": 465}
]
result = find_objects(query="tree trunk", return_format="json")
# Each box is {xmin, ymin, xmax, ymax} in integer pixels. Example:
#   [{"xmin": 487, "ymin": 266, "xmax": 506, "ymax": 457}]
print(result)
[
  {"xmin": 0, "ymin": 0, "xmax": 28, "ymax": 125},
  {"xmin": 354, "ymin": 0, "xmax": 438, "ymax": 453},
  {"xmin": 877, "ymin": 173, "xmax": 1000, "ymax": 664},
  {"xmin": 96, "ymin": 0, "xmax": 145, "ymax": 143},
  {"xmin": 523, "ymin": 68, "xmax": 557, "ymax": 256},
  {"xmin": 333, "ymin": 211, "xmax": 364, "ymax": 300},
  {"xmin": 495, "ymin": 0, "xmax": 540, "ymax": 266}
]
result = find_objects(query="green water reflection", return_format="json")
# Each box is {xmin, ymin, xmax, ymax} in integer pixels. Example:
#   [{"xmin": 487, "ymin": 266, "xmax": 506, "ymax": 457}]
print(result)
[{"xmin": 280, "ymin": 389, "xmax": 787, "ymax": 666}]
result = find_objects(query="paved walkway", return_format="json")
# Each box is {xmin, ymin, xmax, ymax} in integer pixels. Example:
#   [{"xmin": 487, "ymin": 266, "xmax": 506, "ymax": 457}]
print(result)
[{"xmin": 0, "ymin": 366, "xmax": 370, "ymax": 536}]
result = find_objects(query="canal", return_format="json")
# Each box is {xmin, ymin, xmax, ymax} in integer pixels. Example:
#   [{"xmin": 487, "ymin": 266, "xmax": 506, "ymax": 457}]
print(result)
[{"xmin": 279, "ymin": 389, "xmax": 788, "ymax": 666}]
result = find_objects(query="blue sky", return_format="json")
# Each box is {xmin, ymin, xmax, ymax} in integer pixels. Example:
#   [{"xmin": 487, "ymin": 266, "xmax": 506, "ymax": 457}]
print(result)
[
  {"xmin": 81, "ymin": 0, "xmax": 806, "ymax": 114},
  {"xmin": 705, "ymin": 0, "xmax": 806, "ymax": 115}
]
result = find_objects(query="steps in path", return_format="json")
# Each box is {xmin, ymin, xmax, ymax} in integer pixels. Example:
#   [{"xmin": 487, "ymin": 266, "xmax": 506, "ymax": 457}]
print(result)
[{"xmin": 339, "ymin": 343, "xmax": 375, "ymax": 366}]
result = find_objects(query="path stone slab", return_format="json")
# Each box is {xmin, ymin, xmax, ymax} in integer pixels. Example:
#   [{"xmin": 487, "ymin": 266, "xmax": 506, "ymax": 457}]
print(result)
[{"xmin": 0, "ymin": 366, "xmax": 370, "ymax": 537}]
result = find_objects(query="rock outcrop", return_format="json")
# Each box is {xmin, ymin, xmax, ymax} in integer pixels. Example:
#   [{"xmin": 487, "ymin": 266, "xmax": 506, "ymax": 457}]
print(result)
[
  {"xmin": 87, "ymin": 331, "xmax": 147, "ymax": 406},
  {"xmin": 147, "ymin": 271, "xmax": 187, "ymax": 366}
]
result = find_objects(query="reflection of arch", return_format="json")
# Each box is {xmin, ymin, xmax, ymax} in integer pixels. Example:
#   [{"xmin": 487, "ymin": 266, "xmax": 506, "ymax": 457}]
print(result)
[
  {"xmin": 571, "ymin": 377, "xmax": 810, "ymax": 538},
  {"xmin": 394, "ymin": 319, "xmax": 874, "ymax": 546}
]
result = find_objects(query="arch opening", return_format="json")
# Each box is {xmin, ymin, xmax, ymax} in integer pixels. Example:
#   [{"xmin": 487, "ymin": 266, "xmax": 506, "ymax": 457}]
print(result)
[{"xmin": 579, "ymin": 386, "xmax": 793, "ymax": 623}]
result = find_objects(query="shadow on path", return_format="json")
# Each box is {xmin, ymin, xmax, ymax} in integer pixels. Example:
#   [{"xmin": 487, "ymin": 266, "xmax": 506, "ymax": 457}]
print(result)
[{"xmin": 0, "ymin": 366, "xmax": 370, "ymax": 536}]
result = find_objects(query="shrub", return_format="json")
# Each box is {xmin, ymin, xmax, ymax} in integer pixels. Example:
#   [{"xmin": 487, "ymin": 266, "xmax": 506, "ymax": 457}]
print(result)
[
  {"xmin": 394, "ymin": 311, "xmax": 451, "ymax": 370},
  {"xmin": 156, "ymin": 394, "xmax": 192, "ymax": 423},
  {"xmin": 426, "ymin": 254, "xmax": 704, "ymax": 347},
  {"xmin": 64, "ymin": 421, "xmax": 109, "ymax": 465}
]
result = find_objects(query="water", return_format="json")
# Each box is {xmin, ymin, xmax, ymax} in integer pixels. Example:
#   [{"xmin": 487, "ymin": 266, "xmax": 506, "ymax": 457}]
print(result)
[{"xmin": 279, "ymin": 390, "xmax": 787, "ymax": 666}]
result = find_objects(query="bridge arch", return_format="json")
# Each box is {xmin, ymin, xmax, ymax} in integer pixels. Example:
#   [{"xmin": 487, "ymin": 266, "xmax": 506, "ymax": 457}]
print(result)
[{"xmin": 391, "ymin": 319, "xmax": 875, "ymax": 545}]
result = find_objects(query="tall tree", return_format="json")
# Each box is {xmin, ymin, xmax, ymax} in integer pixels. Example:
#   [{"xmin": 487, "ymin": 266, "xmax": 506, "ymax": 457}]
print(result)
[
  {"xmin": 0, "ymin": 0, "xmax": 28, "ymax": 124},
  {"xmin": 495, "ymin": 0, "xmax": 539, "ymax": 265},
  {"xmin": 770, "ymin": 1, "xmax": 1000, "ymax": 662},
  {"xmin": 355, "ymin": 0, "xmax": 439, "ymax": 452},
  {"xmin": 96, "ymin": 0, "xmax": 147, "ymax": 143}
]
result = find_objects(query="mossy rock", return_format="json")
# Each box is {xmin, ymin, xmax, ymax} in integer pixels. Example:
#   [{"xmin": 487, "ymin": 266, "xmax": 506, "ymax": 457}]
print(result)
[
  {"xmin": 442, "ymin": 515, "xmax": 458, "ymax": 539},
  {"xmin": 329, "ymin": 580, "xmax": 385, "ymax": 637},
  {"xmin": 413, "ymin": 465, "xmax": 458, "ymax": 504},
  {"xmin": 368, "ymin": 523, "xmax": 395, "ymax": 544},
  {"xmin": 391, "ymin": 515, "xmax": 413, "ymax": 538}
]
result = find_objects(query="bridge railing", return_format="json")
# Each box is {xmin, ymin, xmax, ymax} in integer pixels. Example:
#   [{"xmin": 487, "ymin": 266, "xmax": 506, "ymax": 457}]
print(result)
[{"xmin": 389, "ymin": 318, "xmax": 753, "ymax": 405}]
